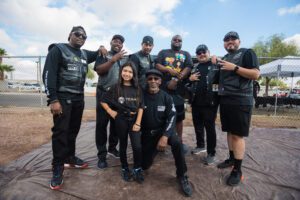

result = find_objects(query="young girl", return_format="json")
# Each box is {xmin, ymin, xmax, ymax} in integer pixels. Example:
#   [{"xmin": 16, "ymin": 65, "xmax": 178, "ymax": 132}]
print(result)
[{"xmin": 101, "ymin": 62, "xmax": 144, "ymax": 183}]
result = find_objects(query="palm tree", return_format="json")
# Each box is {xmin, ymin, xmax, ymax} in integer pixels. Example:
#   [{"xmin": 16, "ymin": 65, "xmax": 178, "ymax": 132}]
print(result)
[{"xmin": 0, "ymin": 48, "xmax": 15, "ymax": 80}]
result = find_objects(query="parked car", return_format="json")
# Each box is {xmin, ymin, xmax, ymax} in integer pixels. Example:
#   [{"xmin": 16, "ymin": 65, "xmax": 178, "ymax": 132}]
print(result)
[
  {"xmin": 288, "ymin": 88, "xmax": 300, "ymax": 99},
  {"xmin": 273, "ymin": 90, "xmax": 289, "ymax": 98}
]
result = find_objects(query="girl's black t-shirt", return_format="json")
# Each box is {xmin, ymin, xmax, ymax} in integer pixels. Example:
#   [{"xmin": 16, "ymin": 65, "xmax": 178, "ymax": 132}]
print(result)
[{"xmin": 102, "ymin": 84, "xmax": 144, "ymax": 112}]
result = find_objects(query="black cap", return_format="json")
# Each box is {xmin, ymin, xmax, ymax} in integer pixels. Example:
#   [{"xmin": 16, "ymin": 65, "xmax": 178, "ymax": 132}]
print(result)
[
  {"xmin": 112, "ymin": 34, "xmax": 125, "ymax": 43},
  {"xmin": 196, "ymin": 44, "xmax": 208, "ymax": 54},
  {"xmin": 223, "ymin": 31, "xmax": 239, "ymax": 41},
  {"xmin": 142, "ymin": 36, "xmax": 153, "ymax": 45},
  {"xmin": 146, "ymin": 69, "xmax": 162, "ymax": 78},
  {"xmin": 68, "ymin": 26, "xmax": 86, "ymax": 41}
]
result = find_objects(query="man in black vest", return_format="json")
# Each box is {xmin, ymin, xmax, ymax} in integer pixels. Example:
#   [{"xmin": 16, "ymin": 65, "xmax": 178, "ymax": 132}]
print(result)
[
  {"xmin": 129, "ymin": 36, "xmax": 155, "ymax": 89},
  {"xmin": 156, "ymin": 35, "xmax": 193, "ymax": 153},
  {"xmin": 216, "ymin": 31, "xmax": 260, "ymax": 186},
  {"xmin": 43, "ymin": 26, "xmax": 99, "ymax": 190},
  {"xmin": 94, "ymin": 34, "xmax": 128, "ymax": 169},
  {"xmin": 141, "ymin": 69, "xmax": 193, "ymax": 197},
  {"xmin": 188, "ymin": 44, "xmax": 219, "ymax": 164}
]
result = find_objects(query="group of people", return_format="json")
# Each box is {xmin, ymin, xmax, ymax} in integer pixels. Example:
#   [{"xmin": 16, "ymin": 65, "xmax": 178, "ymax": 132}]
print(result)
[{"xmin": 42, "ymin": 25, "xmax": 260, "ymax": 197}]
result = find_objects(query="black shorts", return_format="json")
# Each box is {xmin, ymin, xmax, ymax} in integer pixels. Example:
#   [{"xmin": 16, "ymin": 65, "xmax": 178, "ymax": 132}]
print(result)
[
  {"xmin": 175, "ymin": 104, "xmax": 185, "ymax": 122},
  {"xmin": 220, "ymin": 104, "xmax": 252, "ymax": 137}
]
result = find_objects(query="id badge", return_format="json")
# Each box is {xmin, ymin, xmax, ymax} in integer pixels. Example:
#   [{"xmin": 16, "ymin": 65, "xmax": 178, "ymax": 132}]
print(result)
[{"xmin": 212, "ymin": 84, "xmax": 219, "ymax": 92}]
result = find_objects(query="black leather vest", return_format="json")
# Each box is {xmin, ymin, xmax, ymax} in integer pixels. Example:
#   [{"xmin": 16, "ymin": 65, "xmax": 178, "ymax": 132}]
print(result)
[
  {"xmin": 134, "ymin": 51, "xmax": 154, "ymax": 89},
  {"xmin": 189, "ymin": 62, "xmax": 219, "ymax": 106},
  {"xmin": 219, "ymin": 48, "xmax": 253, "ymax": 97},
  {"xmin": 55, "ymin": 43, "xmax": 88, "ymax": 94}
]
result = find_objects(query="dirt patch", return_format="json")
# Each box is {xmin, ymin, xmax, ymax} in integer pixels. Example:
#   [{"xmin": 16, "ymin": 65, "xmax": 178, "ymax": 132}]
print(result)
[
  {"xmin": 0, "ymin": 108, "xmax": 96, "ymax": 165},
  {"xmin": 0, "ymin": 107, "xmax": 299, "ymax": 166}
]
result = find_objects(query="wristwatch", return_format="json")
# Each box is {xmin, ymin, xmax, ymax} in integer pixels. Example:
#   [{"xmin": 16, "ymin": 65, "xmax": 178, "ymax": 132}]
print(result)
[{"xmin": 233, "ymin": 65, "xmax": 239, "ymax": 73}]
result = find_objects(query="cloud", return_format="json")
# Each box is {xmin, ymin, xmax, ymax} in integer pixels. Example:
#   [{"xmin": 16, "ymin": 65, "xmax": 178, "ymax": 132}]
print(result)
[
  {"xmin": 284, "ymin": 34, "xmax": 300, "ymax": 49},
  {"xmin": 278, "ymin": 3, "xmax": 300, "ymax": 16},
  {"xmin": 151, "ymin": 25, "xmax": 173, "ymax": 38},
  {"xmin": 0, "ymin": 0, "xmax": 180, "ymax": 55}
]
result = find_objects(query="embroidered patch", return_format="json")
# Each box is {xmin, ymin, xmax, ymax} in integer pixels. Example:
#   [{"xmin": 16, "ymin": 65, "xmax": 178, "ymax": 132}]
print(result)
[{"xmin": 157, "ymin": 106, "xmax": 165, "ymax": 111}]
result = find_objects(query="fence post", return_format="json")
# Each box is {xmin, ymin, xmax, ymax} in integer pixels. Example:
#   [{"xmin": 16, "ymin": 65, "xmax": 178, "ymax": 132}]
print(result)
[{"xmin": 38, "ymin": 56, "xmax": 44, "ymax": 107}]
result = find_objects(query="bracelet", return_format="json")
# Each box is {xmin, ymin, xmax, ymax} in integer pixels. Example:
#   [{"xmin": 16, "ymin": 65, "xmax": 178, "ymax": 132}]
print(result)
[
  {"xmin": 233, "ymin": 65, "xmax": 240, "ymax": 73},
  {"xmin": 135, "ymin": 123, "xmax": 140, "ymax": 127}
]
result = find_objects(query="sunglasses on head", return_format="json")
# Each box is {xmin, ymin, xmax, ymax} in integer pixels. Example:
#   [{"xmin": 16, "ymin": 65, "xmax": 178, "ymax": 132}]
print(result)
[
  {"xmin": 147, "ymin": 76, "xmax": 160, "ymax": 81},
  {"xmin": 173, "ymin": 39, "xmax": 182, "ymax": 42},
  {"xmin": 73, "ymin": 32, "xmax": 87, "ymax": 40}
]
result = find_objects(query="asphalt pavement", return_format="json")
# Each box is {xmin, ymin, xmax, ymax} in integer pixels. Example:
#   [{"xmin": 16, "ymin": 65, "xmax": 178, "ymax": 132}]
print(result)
[{"xmin": 0, "ymin": 93, "xmax": 96, "ymax": 109}]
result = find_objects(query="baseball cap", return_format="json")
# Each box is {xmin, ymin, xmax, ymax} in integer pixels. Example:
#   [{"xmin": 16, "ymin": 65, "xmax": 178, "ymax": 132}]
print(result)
[
  {"xmin": 142, "ymin": 36, "xmax": 154, "ymax": 45},
  {"xmin": 68, "ymin": 26, "xmax": 86, "ymax": 41},
  {"xmin": 112, "ymin": 34, "xmax": 125, "ymax": 43},
  {"xmin": 223, "ymin": 31, "xmax": 239, "ymax": 41},
  {"xmin": 146, "ymin": 69, "xmax": 163, "ymax": 78},
  {"xmin": 196, "ymin": 44, "xmax": 208, "ymax": 54}
]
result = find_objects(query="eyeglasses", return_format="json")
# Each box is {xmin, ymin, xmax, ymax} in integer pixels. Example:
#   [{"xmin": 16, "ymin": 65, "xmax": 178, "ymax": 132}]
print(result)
[
  {"xmin": 147, "ymin": 76, "xmax": 160, "ymax": 81},
  {"xmin": 73, "ymin": 32, "xmax": 87, "ymax": 40},
  {"xmin": 173, "ymin": 39, "xmax": 182, "ymax": 42},
  {"xmin": 197, "ymin": 51, "xmax": 207, "ymax": 55}
]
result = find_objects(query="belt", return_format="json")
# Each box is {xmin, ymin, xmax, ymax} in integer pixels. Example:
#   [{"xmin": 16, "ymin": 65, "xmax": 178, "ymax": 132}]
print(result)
[{"xmin": 143, "ymin": 128, "xmax": 163, "ymax": 136}]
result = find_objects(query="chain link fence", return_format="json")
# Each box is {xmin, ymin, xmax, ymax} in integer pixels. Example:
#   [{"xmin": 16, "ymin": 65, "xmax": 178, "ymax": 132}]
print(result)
[{"xmin": 0, "ymin": 55, "xmax": 300, "ymax": 127}]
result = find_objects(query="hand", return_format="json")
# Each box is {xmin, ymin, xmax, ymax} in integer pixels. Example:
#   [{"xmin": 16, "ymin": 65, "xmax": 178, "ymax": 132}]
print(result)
[
  {"xmin": 98, "ymin": 45, "xmax": 108, "ymax": 57},
  {"xmin": 167, "ymin": 79, "xmax": 178, "ymax": 90},
  {"xmin": 167, "ymin": 68, "xmax": 180, "ymax": 77},
  {"xmin": 211, "ymin": 55, "xmax": 218, "ymax": 64},
  {"xmin": 218, "ymin": 59, "xmax": 236, "ymax": 71},
  {"xmin": 132, "ymin": 123, "xmax": 141, "ymax": 132},
  {"xmin": 50, "ymin": 101, "xmax": 62, "ymax": 116},
  {"xmin": 111, "ymin": 50, "xmax": 127, "ymax": 62},
  {"xmin": 108, "ymin": 110, "xmax": 118, "ymax": 119},
  {"xmin": 157, "ymin": 136, "xmax": 168, "ymax": 152},
  {"xmin": 189, "ymin": 72, "xmax": 200, "ymax": 81}
]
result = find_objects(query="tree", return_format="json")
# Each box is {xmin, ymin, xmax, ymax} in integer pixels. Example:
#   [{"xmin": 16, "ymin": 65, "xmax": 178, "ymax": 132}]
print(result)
[
  {"xmin": 252, "ymin": 34, "xmax": 300, "ymax": 95},
  {"xmin": 296, "ymin": 80, "xmax": 300, "ymax": 87},
  {"xmin": 86, "ymin": 64, "xmax": 95, "ymax": 80},
  {"xmin": 0, "ymin": 48, "xmax": 15, "ymax": 81}
]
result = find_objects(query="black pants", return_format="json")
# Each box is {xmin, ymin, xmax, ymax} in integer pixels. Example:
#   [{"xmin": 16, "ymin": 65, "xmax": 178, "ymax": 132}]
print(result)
[
  {"xmin": 95, "ymin": 88, "xmax": 118, "ymax": 160},
  {"xmin": 191, "ymin": 105, "xmax": 218, "ymax": 156},
  {"xmin": 52, "ymin": 99, "xmax": 84, "ymax": 166},
  {"xmin": 141, "ymin": 132, "xmax": 187, "ymax": 177},
  {"xmin": 115, "ymin": 114, "xmax": 142, "ymax": 169}
]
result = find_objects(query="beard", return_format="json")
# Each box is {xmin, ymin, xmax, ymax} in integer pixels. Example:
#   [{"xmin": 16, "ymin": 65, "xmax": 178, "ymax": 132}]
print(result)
[{"xmin": 171, "ymin": 44, "xmax": 181, "ymax": 51}]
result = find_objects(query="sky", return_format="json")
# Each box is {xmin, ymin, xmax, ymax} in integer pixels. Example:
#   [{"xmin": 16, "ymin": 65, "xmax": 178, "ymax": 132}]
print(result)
[{"xmin": 0, "ymin": 0, "xmax": 300, "ymax": 81}]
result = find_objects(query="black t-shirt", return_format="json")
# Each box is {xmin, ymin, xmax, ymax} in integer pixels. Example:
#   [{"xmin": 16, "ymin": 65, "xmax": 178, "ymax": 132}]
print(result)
[
  {"xmin": 220, "ymin": 49, "xmax": 259, "ymax": 105},
  {"xmin": 102, "ymin": 84, "xmax": 144, "ymax": 112},
  {"xmin": 156, "ymin": 49, "xmax": 193, "ymax": 105},
  {"xmin": 141, "ymin": 90, "xmax": 176, "ymax": 137},
  {"xmin": 43, "ymin": 44, "xmax": 98, "ymax": 102}
]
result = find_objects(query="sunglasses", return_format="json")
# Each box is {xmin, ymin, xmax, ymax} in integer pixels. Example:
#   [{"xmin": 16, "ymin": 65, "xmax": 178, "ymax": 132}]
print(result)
[
  {"xmin": 197, "ymin": 51, "xmax": 207, "ymax": 55},
  {"xmin": 173, "ymin": 39, "xmax": 182, "ymax": 42},
  {"xmin": 147, "ymin": 76, "xmax": 160, "ymax": 81},
  {"xmin": 224, "ymin": 37, "xmax": 237, "ymax": 42},
  {"xmin": 73, "ymin": 32, "xmax": 87, "ymax": 40}
]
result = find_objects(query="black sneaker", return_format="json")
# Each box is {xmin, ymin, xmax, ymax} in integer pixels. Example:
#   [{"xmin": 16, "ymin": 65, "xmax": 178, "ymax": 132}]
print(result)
[
  {"xmin": 132, "ymin": 168, "xmax": 144, "ymax": 184},
  {"xmin": 177, "ymin": 175, "xmax": 193, "ymax": 197},
  {"xmin": 217, "ymin": 158, "xmax": 234, "ymax": 169},
  {"xmin": 121, "ymin": 168, "xmax": 131, "ymax": 182},
  {"xmin": 226, "ymin": 169, "xmax": 244, "ymax": 186},
  {"xmin": 50, "ymin": 165, "xmax": 64, "ymax": 190},
  {"xmin": 97, "ymin": 159, "xmax": 108, "ymax": 169},
  {"xmin": 108, "ymin": 149, "xmax": 120, "ymax": 158},
  {"xmin": 64, "ymin": 156, "xmax": 88, "ymax": 169}
]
